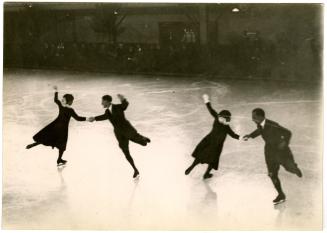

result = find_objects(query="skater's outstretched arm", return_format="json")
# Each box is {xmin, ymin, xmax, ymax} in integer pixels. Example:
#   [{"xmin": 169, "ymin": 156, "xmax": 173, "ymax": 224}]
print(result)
[
  {"xmin": 71, "ymin": 109, "xmax": 86, "ymax": 121},
  {"xmin": 117, "ymin": 94, "xmax": 129, "ymax": 111},
  {"xmin": 94, "ymin": 109, "xmax": 110, "ymax": 121},
  {"xmin": 203, "ymin": 94, "xmax": 218, "ymax": 118},
  {"xmin": 243, "ymin": 128, "xmax": 261, "ymax": 140},
  {"xmin": 54, "ymin": 90, "xmax": 62, "ymax": 107},
  {"xmin": 206, "ymin": 103, "xmax": 218, "ymax": 118},
  {"xmin": 226, "ymin": 126, "xmax": 240, "ymax": 140}
]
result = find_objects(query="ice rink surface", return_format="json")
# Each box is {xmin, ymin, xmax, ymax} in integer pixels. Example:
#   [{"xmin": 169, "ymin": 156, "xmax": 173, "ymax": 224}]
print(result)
[{"xmin": 2, "ymin": 69, "xmax": 323, "ymax": 230}]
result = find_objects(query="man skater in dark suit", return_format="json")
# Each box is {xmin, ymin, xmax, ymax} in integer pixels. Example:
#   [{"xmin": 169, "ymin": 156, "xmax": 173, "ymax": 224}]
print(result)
[
  {"xmin": 89, "ymin": 94, "xmax": 150, "ymax": 178},
  {"xmin": 243, "ymin": 108, "xmax": 302, "ymax": 204}
]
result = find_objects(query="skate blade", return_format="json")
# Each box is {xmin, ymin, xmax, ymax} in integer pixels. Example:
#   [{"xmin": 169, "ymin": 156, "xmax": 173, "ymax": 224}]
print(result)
[
  {"xmin": 273, "ymin": 199, "xmax": 286, "ymax": 205},
  {"xmin": 57, "ymin": 163, "xmax": 67, "ymax": 167}
]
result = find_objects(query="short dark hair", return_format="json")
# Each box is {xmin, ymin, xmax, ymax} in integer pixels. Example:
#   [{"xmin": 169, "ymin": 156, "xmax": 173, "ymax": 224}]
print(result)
[
  {"xmin": 102, "ymin": 95, "xmax": 112, "ymax": 102},
  {"xmin": 252, "ymin": 108, "xmax": 265, "ymax": 117},
  {"xmin": 218, "ymin": 110, "xmax": 231, "ymax": 121},
  {"xmin": 63, "ymin": 94, "xmax": 74, "ymax": 105}
]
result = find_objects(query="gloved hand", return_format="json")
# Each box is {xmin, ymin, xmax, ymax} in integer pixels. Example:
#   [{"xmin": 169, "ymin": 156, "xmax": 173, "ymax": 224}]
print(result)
[{"xmin": 202, "ymin": 94, "xmax": 210, "ymax": 103}]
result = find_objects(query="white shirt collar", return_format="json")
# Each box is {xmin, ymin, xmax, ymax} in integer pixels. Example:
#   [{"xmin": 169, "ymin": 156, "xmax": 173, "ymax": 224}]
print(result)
[
  {"xmin": 260, "ymin": 119, "xmax": 266, "ymax": 128},
  {"xmin": 108, "ymin": 104, "xmax": 113, "ymax": 112}
]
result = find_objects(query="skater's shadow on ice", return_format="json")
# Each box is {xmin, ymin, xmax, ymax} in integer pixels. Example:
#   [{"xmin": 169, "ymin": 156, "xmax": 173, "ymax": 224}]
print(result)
[
  {"xmin": 127, "ymin": 178, "xmax": 140, "ymax": 211},
  {"xmin": 273, "ymin": 201, "xmax": 287, "ymax": 228},
  {"xmin": 123, "ymin": 178, "xmax": 140, "ymax": 223},
  {"xmin": 188, "ymin": 180, "xmax": 218, "ymax": 220},
  {"xmin": 203, "ymin": 180, "xmax": 218, "ymax": 204},
  {"xmin": 57, "ymin": 165, "xmax": 67, "ymax": 188},
  {"xmin": 202, "ymin": 181, "xmax": 218, "ymax": 218}
]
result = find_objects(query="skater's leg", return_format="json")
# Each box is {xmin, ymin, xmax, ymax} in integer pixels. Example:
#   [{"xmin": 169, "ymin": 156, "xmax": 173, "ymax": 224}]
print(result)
[
  {"xmin": 185, "ymin": 159, "xmax": 200, "ymax": 175},
  {"xmin": 26, "ymin": 142, "xmax": 40, "ymax": 149},
  {"xmin": 268, "ymin": 168, "xmax": 286, "ymax": 203},
  {"xmin": 269, "ymin": 171, "xmax": 284, "ymax": 195},
  {"xmin": 118, "ymin": 138, "xmax": 139, "ymax": 178},
  {"xmin": 130, "ymin": 132, "xmax": 150, "ymax": 146},
  {"xmin": 280, "ymin": 148, "xmax": 302, "ymax": 177},
  {"xmin": 265, "ymin": 150, "xmax": 286, "ymax": 203},
  {"xmin": 203, "ymin": 164, "xmax": 214, "ymax": 179},
  {"xmin": 57, "ymin": 149, "xmax": 66, "ymax": 165}
]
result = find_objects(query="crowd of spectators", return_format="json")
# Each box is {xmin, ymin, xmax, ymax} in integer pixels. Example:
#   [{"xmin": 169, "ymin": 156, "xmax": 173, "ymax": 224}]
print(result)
[
  {"xmin": 4, "ymin": 41, "xmax": 204, "ymax": 73},
  {"xmin": 4, "ymin": 35, "xmax": 314, "ymax": 80}
]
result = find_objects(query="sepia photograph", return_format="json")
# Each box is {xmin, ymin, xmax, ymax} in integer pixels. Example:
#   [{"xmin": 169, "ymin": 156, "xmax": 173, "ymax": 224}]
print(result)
[{"xmin": 2, "ymin": 1, "xmax": 324, "ymax": 230}]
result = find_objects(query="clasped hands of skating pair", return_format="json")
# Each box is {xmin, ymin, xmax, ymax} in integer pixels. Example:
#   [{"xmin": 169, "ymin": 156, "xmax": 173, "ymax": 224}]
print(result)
[
  {"xmin": 86, "ymin": 93, "xmax": 125, "ymax": 122},
  {"xmin": 203, "ymin": 93, "xmax": 287, "ymax": 149}
]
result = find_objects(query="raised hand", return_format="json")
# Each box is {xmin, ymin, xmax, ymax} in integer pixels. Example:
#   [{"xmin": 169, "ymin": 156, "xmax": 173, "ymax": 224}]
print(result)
[
  {"xmin": 202, "ymin": 94, "xmax": 209, "ymax": 103},
  {"xmin": 117, "ymin": 94, "xmax": 125, "ymax": 101}
]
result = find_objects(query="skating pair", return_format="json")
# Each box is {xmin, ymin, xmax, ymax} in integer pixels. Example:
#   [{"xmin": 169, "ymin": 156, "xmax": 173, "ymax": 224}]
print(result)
[
  {"xmin": 26, "ymin": 86, "xmax": 150, "ymax": 178},
  {"xmin": 185, "ymin": 94, "xmax": 302, "ymax": 204}
]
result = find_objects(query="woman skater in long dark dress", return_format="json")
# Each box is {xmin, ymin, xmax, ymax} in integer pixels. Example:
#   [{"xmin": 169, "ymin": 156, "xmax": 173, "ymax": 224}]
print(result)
[
  {"xmin": 26, "ymin": 86, "xmax": 86, "ymax": 166},
  {"xmin": 185, "ymin": 94, "xmax": 240, "ymax": 179}
]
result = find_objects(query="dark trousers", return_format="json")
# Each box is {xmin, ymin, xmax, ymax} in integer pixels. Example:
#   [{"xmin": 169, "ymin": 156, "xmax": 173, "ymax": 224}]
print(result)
[
  {"xmin": 265, "ymin": 146, "xmax": 301, "ymax": 194},
  {"xmin": 114, "ymin": 130, "xmax": 148, "ymax": 171}
]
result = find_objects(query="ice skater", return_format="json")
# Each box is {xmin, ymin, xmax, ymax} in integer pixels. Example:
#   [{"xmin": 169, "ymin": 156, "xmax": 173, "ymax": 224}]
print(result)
[
  {"xmin": 185, "ymin": 94, "xmax": 240, "ymax": 179},
  {"xmin": 88, "ymin": 94, "xmax": 150, "ymax": 178},
  {"xmin": 243, "ymin": 108, "xmax": 302, "ymax": 204},
  {"xmin": 26, "ymin": 86, "xmax": 86, "ymax": 166}
]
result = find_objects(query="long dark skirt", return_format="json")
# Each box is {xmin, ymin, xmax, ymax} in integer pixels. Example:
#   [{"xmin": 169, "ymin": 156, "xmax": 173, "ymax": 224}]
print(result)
[
  {"xmin": 192, "ymin": 134, "xmax": 224, "ymax": 170},
  {"xmin": 33, "ymin": 120, "xmax": 68, "ymax": 151}
]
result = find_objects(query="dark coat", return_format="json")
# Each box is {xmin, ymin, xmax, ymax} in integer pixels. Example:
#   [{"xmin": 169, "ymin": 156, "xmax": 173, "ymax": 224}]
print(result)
[
  {"xmin": 192, "ymin": 103, "xmax": 239, "ymax": 170},
  {"xmin": 33, "ymin": 92, "xmax": 86, "ymax": 151},
  {"xmin": 248, "ymin": 119, "xmax": 294, "ymax": 167},
  {"xmin": 94, "ymin": 99, "xmax": 138, "ymax": 138}
]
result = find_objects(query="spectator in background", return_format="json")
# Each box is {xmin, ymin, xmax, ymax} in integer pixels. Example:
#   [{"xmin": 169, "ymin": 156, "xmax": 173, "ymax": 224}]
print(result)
[
  {"xmin": 126, "ymin": 45, "xmax": 136, "ymax": 71},
  {"xmin": 181, "ymin": 28, "xmax": 192, "ymax": 44},
  {"xmin": 135, "ymin": 44, "xmax": 144, "ymax": 71},
  {"xmin": 71, "ymin": 42, "xmax": 79, "ymax": 68},
  {"xmin": 115, "ymin": 43, "xmax": 125, "ymax": 71},
  {"xmin": 41, "ymin": 42, "xmax": 50, "ymax": 67},
  {"xmin": 79, "ymin": 43, "xmax": 87, "ymax": 69},
  {"xmin": 152, "ymin": 44, "xmax": 161, "ymax": 72},
  {"xmin": 190, "ymin": 29, "xmax": 196, "ymax": 43}
]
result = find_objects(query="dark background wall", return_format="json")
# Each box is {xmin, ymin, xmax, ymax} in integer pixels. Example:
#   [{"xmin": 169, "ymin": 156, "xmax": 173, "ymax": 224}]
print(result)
[{"xmin": 3, "ymin": 3, "xmax": 323, "ymax": 82}]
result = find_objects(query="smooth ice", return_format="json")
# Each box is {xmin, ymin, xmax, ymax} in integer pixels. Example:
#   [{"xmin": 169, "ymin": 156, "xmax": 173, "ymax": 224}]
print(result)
[{"xmin": 2, "ymin": 69, "xmax": 323, "ymax": 230}]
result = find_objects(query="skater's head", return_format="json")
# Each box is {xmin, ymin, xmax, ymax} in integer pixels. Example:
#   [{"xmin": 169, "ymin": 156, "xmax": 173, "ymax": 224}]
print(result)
[
  {"xmin": 252, "ymin": 108, "xmax": 265, "ymax": 124},
  {"xmin": 102, "ymin": 95, "xmax": 112, "ymax": 108},
  {"xmin": 62, "ymin": 94, "xmax": 74, "ymax": 106},
  {"xmin": 218, "ymin": 110, "xmax": 231, "ymax": 124}
]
